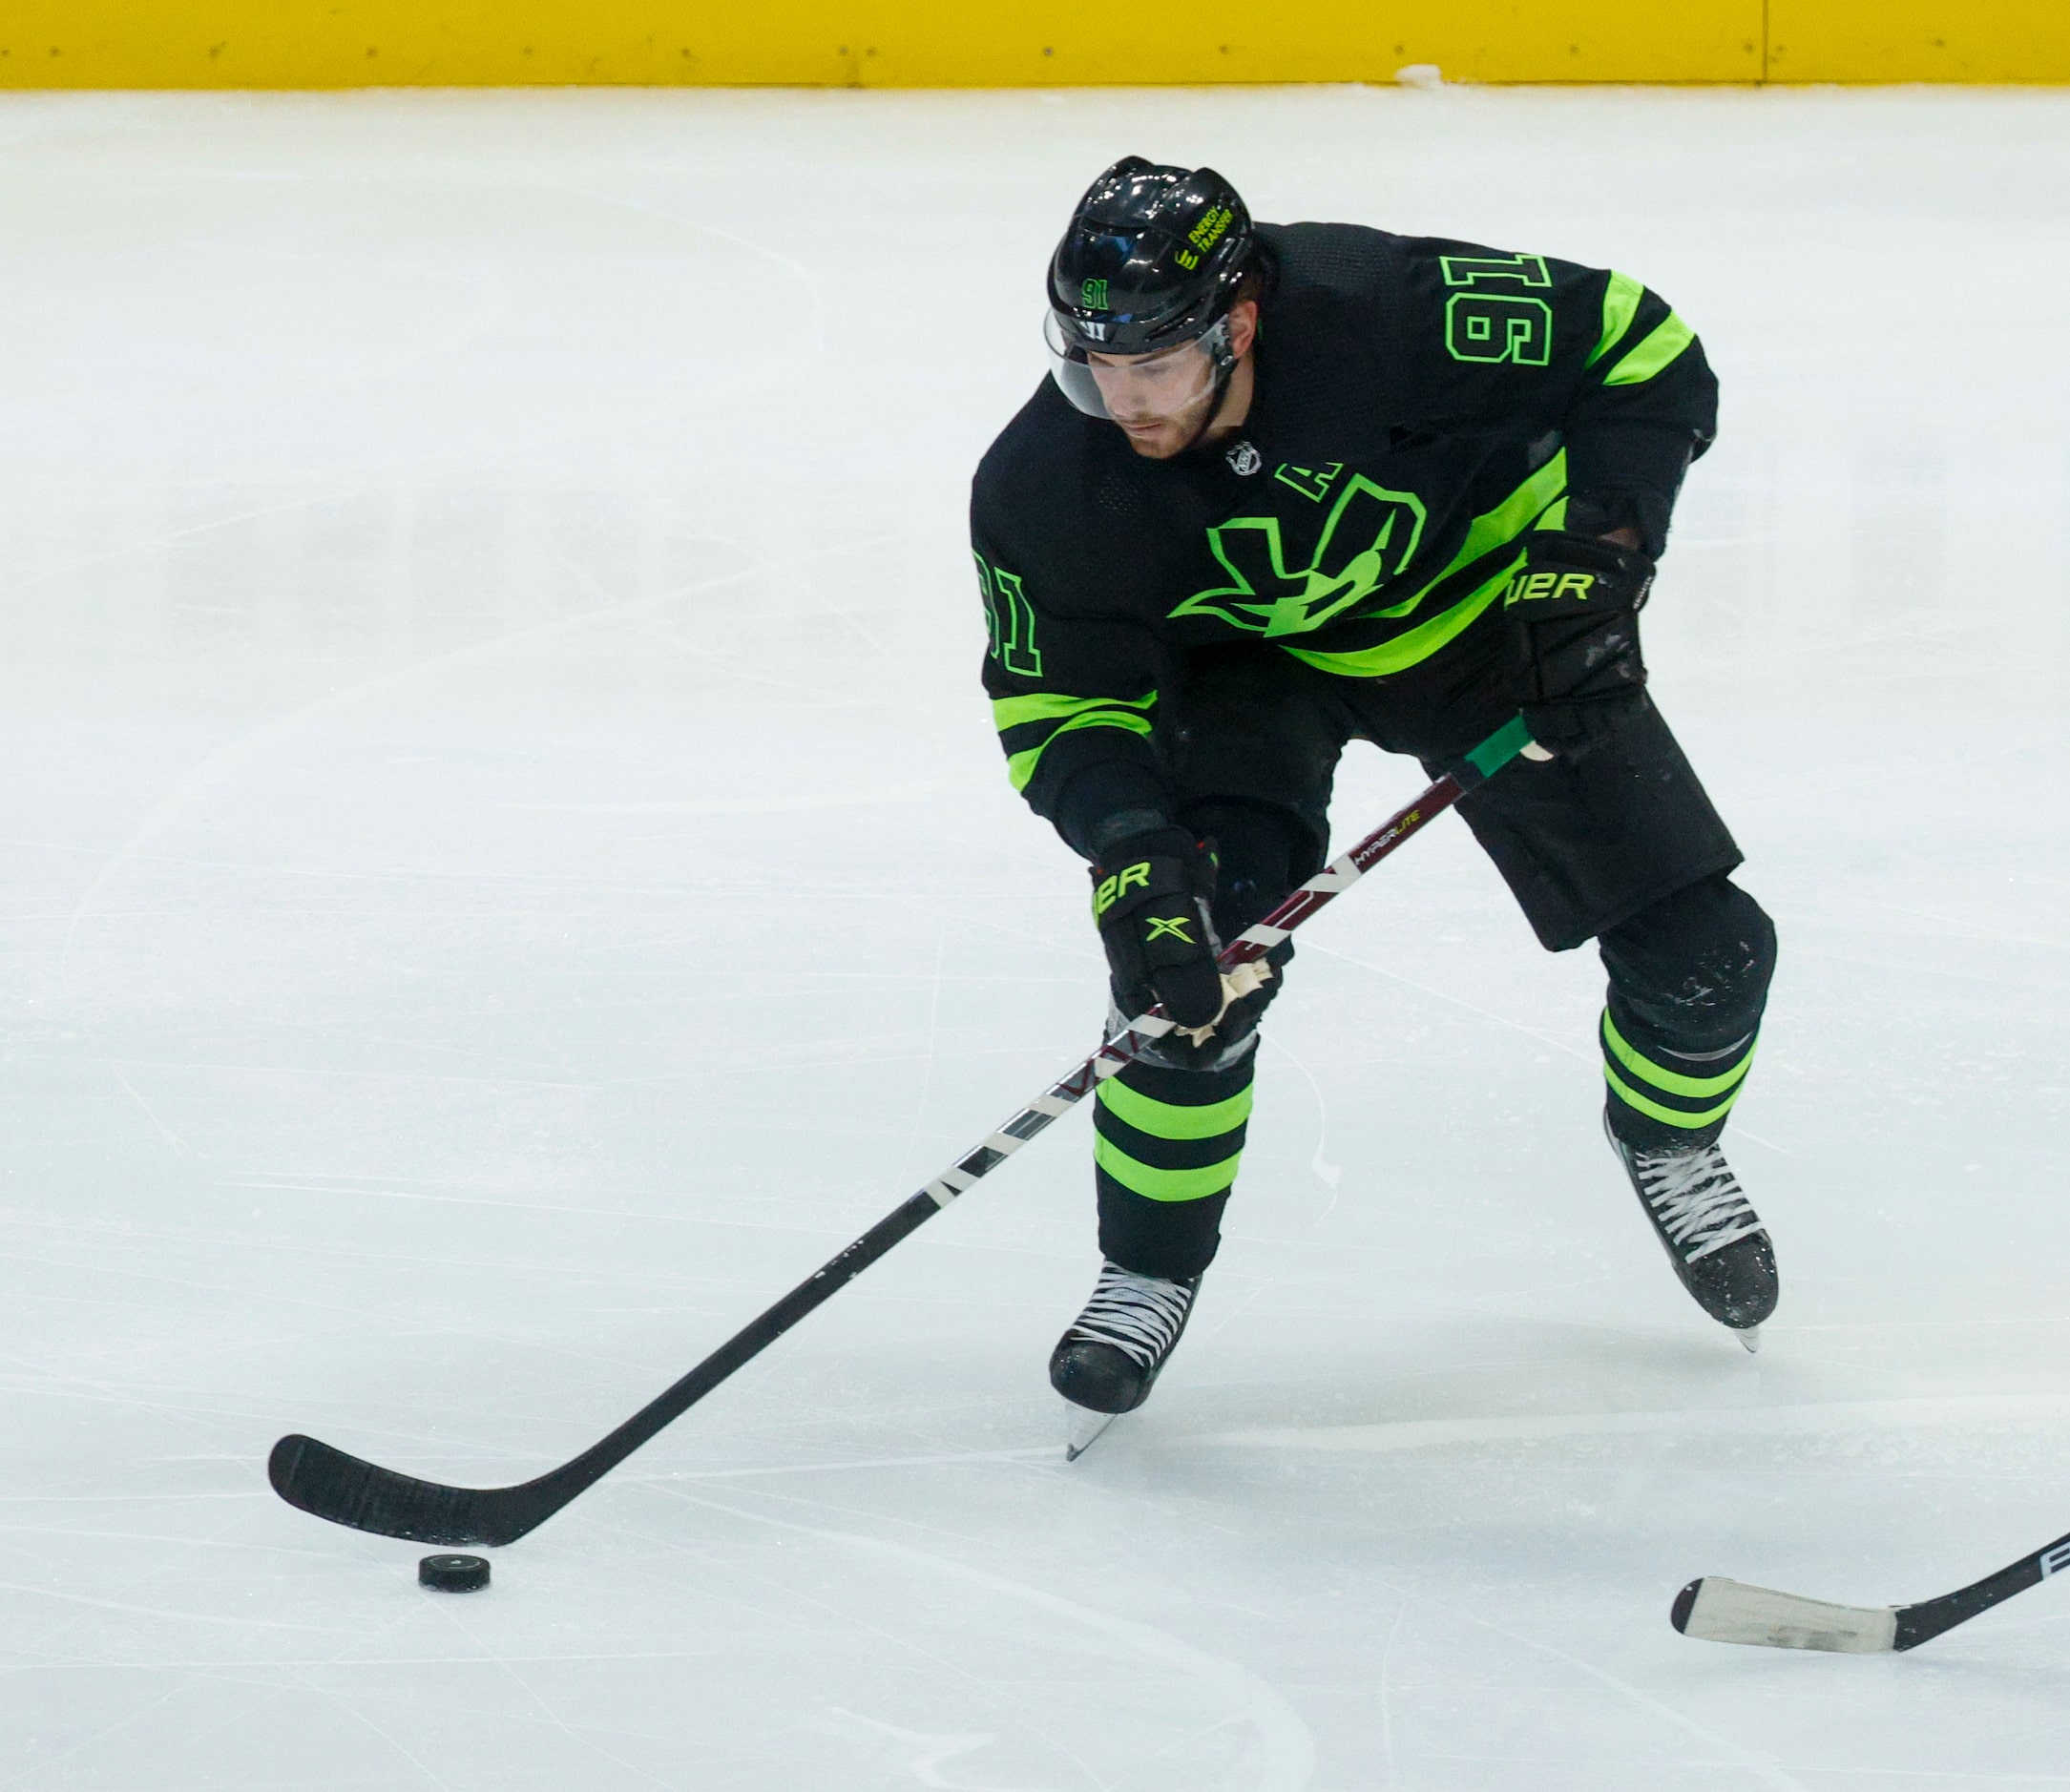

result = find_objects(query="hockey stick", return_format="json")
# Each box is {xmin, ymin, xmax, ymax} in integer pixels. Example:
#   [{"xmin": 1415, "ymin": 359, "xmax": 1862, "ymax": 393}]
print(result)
[
  {"xmin": 1673, "ymin": 1529, "xmax": 2070, "ymax": 1653},
  {"xmin": 267, "ymin": 716, "xmax": 1537, "ymax": 1546}
]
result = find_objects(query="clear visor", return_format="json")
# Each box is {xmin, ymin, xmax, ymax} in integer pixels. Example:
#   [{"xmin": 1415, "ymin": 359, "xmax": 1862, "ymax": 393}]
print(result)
[{"xmin": 1044, "ymin": 312, "xmax": 1226, "ymax": 422}]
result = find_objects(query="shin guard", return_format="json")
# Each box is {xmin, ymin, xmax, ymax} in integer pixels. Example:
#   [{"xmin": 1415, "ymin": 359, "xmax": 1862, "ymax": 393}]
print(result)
[
  {"xmin": 1598, "ymin": 873, "xmax": 1777, "ymax": 1151},
  {"xmin": 1094, "ymin": 1052, "xmax": 1254, "ymax": 1281}
]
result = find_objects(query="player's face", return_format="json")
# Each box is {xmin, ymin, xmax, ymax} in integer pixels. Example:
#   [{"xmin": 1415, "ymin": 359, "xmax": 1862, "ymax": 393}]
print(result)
[{"xmin": 1086, "ymin": 338, "xmax": 1221, "ymax": 459}]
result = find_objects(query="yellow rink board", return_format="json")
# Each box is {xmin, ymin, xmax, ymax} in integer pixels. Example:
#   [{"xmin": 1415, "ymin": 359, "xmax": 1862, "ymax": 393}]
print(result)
[
  {"xmin": 1769, "ymin": 0, "xmax": 2070, "ymax": 80},
  {"xmin": 0, "ymin": 1, "xmax": 2063, "ymax": 87}
]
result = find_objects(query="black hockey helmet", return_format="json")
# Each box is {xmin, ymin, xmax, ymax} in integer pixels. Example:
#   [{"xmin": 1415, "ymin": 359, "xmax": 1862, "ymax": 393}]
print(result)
[{"xmin": 1044, "ymin": 157, "xmax": 1256, "ymax": 417}]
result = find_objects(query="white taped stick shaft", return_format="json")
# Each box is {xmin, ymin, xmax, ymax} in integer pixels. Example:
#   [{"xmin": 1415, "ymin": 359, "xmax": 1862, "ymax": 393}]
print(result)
[
  {"xmin": 924, "ymin": 1165, "xmax": 979, "ymax": 1208},
  {"xmin": 1303, "ymin": 854, "xmax": 1363, "ymax": 893},
  {"xmin": 1680, "ymin": 1578, "xmax": 1899, "ymax": 1654}
]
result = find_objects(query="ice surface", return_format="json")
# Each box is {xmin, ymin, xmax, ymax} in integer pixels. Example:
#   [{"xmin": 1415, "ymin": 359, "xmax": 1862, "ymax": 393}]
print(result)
[{"xmin": 2, "ymin": 82, "xmax": 2068, "ymax": 1789}]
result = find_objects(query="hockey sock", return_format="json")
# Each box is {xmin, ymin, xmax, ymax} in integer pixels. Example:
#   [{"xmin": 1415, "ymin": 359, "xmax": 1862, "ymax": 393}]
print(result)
[
  {"xmin": 1598, "ymin": 873, "xmax": 1776, "ymax": 1151},
  {"xmin": 1095, "ymin": 1053, "xmax": 1255, "ymax": 1281},
  {"xmin": 1600, "ymin": 1004, "xmax": 1757, "ymax": 1149}
]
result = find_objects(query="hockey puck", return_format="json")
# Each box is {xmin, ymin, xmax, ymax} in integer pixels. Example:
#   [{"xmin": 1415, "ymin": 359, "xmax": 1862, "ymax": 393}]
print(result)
[{"xmin": 418, "ymin": 1552, "xmax": 491, "ymax": 1594}]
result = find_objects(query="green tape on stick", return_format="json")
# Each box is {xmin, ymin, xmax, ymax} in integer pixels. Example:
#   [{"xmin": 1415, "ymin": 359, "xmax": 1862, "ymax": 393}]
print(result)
[{"xmin": 1461, "ymin": 715, "xmax": 1536, "ymax": 782}]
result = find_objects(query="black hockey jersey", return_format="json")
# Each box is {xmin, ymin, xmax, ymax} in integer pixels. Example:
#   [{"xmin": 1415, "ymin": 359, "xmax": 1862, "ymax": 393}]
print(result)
[{"xmin": 970, "ymin": 221, "xmax": 1717, "ymax": 850}]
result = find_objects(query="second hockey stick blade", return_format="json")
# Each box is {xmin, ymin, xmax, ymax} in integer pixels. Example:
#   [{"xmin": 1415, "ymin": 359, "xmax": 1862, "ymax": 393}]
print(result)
[
  {"xmin": 1674, "ymin": 1525, "xmax": 2070, "ymax": 1653},
  {"xmin": 1671, "ymin": 1577, "xmax": 1897, "ymax": 1653}
]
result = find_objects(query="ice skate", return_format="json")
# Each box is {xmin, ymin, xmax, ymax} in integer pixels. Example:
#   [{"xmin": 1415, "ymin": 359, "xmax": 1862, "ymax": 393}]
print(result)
[
  {"xmin": 1064, "ymin": 1406, "xmax": 1119, "ymax": 1461},
  {"xmin": 1607, "ymin": 1115, "xmax": 1777, "ymax": 1342},
  {"xmin": 1050, "ymin": 1261, "xmax": 1201, "ymax": 1451}
]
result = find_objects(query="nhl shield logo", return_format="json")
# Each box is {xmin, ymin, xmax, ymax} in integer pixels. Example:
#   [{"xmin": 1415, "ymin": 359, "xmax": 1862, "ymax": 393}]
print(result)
[{"xmin": 1225, "ymin": 439, "xmax": 1263, "ymax": 476}]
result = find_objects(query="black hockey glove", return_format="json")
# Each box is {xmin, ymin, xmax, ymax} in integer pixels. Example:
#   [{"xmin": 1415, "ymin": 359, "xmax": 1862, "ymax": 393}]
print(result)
[
  {"xmin": 1090, "ymin": 826, "xmax": 1223, "ymax": 1029},
  {"xmin": 1508, "ymin": 531, "xmax": 1654, "ymax": 747}
]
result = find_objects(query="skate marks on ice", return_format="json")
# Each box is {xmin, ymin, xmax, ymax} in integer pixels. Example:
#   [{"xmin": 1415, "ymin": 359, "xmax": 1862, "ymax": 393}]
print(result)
[
  {"xmin": 52, "ymin": 524, "xmax": 922, "ymax": 987},
  {"xmin": 502, "ymin": 773, "xmax": 989, "ymax": 818},
  {"xmin": 1363, "ymin": 1589, "xmax": 1817, "ymax": 1792},
  {"xmin": 1193, "ymin": 1390, "xmax": 2070, "ymax": 1458},
  {"xmin": 823, "ymin": 1709, "xmax": 1037, "ymax": 1790},
  {"xmin": 642, "ymin": 1485, "xmax": 1320, "ymax": 1792}
]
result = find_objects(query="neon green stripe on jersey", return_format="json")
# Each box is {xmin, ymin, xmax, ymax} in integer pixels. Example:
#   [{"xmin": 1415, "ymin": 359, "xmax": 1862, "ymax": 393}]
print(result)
[
  {"xmin": 1406, "ymin": 450, "xmax": 1566, "ymax": 602},
  {"xmin": 1588, "ymin": 272, "xmax": 1646, "ymax": 368},
  {"xmin": 1604, "ymin": 311, "xmax": 1695, "ymax": 386},
  {"xmin": 1003, "ymin": 707, "xmax": 1154, "ymax": 792},
  {"xmin": 1097, "ymin": 1075, "xmax": 1254, "ymax": 1141},
  {"xmin": 991, "ymin": 689, "xmax": 1156, "ymax": 733},
  {"xmin": 1283, "ymin": 555, "xmax": 1516, "ymax": 677},
  {"xmin": 1281, "ymin": 452, "xmax": 1566, "ymax": 677}
]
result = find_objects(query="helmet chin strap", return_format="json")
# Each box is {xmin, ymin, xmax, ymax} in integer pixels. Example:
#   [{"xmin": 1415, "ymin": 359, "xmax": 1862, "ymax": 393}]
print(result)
[{"xmin": 1173, "ymin": 320, "xmax": 1240, "ymax": 455}]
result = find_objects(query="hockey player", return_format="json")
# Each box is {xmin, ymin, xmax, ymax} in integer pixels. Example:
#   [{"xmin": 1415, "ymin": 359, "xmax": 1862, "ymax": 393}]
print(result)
[{"xmin": 971, "ymin": 158, "xmax": 1778, "ymax": 1427}]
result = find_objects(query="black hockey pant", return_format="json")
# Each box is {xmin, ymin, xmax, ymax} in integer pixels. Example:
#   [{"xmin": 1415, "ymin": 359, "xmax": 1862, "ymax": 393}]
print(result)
[{"xmin": 1094, "ymin": 643, "xmax": 1778, "ymax": 1284}]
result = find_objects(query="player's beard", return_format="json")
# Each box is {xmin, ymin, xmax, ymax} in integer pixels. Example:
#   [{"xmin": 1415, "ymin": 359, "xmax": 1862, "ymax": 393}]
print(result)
[{"xmin": 1110, "ymin": 375, "xmax": 1225, "ymax": 461}]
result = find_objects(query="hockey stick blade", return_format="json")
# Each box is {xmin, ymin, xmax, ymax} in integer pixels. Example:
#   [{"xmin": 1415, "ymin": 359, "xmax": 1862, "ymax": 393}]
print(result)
[
  {"xmin": 269, "ymin": 1433, "xmax": 550, "ymax": 1548},
  {"xmin": 1672, "ymin": 1576, "xmax": 1898, "ymax": 1654},
  {"xmin": 267, "ymin": 1188, "xmax": 945, "ymax": 1545},
  {"xmin": 268, "ymin": 719, "xmax": 1538, "ymax": 1546},
  {"xmin": 1673, "ymin": 1525, "xmax": 2070, "ymax": 1654}
]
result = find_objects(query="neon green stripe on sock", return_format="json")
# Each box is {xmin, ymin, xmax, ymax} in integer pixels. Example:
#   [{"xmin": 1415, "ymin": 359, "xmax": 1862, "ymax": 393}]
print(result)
[
  {"xmin": 1600, "ymin": 1011, "xmax": 1755, "ymax": 1098},
  {"xmin": 1603, "ymin": 1062, "xmax": 1744, "ymax": 1131},
  {"xmin": 1093, "ymin": 1134, "xmax": 1243, "ymax": 1202},
  {"xmin": 1097, "ymin": 1076, "xmax": 1253, "ymax": 1141}
]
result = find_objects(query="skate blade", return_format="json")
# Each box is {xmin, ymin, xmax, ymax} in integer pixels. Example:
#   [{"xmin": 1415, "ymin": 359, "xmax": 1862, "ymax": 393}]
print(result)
[
  {"xmin": 1063, "ymin": 1405, "xmax": 1119, "ymax": 1461},
  {"xmin": 1736, "ymin": 1325, "xmax": 1762, "ymax": 1354}
]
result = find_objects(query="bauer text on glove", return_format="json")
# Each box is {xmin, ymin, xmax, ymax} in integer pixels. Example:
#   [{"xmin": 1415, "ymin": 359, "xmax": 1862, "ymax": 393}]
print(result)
[
  {"xmin": 1090, "ymin": 827, "xmax": 1223, "ymax": 1027},
  {"xmin": 1508, "ymin": 531, "xmax": 1654, "ymax": 745}
]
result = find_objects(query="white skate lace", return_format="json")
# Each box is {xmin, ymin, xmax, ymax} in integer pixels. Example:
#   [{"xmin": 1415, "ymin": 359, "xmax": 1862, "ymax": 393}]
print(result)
[
  {"xmin": 1066, "ymin": 1263, "xmax": 1195, "ymax": 1369},
  {"xmin": 1633, "ymin": 1143, "xmax": 1763, "ymax": 1262}
]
